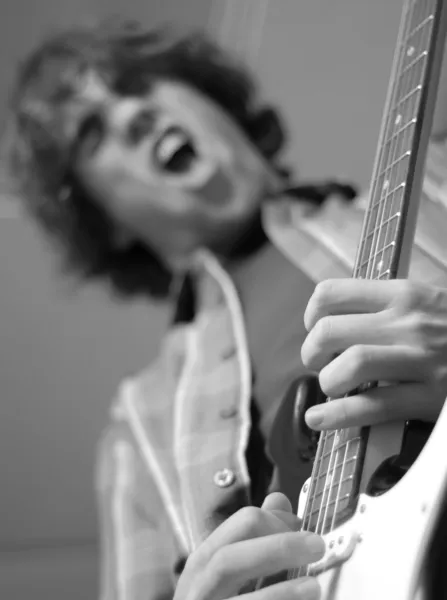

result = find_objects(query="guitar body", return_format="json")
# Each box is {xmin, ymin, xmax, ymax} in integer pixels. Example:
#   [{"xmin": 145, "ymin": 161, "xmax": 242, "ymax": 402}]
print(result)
[{"xmin": 303, "ymin": 398, "xmax": 447, "ymax": 599}]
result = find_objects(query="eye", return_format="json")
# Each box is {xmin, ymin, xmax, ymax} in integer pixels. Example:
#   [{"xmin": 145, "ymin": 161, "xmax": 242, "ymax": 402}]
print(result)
[
  {"xmin": 128, "ymin": 110, "xmax": 157, "ymax": 144},
  {"xmin": 75, "ymin": 114, "xmax": 104, "ymax": 157}
]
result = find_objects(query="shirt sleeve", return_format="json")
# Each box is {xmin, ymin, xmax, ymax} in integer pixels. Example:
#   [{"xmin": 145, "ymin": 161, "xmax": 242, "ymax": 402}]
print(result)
[{"xmin": 95, "ymin": 423, "xmax": 176, "ymax": 600}]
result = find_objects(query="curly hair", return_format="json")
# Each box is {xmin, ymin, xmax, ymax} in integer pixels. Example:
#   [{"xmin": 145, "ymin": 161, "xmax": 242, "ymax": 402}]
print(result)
[{"xmin": 5, "ymin": 17, "xmax": 356, "ymax": 300}]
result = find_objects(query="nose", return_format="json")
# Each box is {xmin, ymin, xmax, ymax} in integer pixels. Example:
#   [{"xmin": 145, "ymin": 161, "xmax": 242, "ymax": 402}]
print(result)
[{"xmin": 106, "ymin": 98, "xmax": 143, "ymax": 140}]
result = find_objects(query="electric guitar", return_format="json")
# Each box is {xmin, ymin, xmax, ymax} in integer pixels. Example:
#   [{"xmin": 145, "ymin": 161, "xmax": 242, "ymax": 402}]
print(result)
[{"xmin": 269, "ymin": 1, "xmax": 447, "ymax": 597}]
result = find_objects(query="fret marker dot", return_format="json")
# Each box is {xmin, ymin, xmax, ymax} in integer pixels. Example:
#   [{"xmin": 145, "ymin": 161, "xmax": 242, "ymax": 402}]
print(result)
[
  {"xmin": 407, "ymin": 46, "xmax": 415, "ymax": 57},
  {"xmin": 383, "ymin": 180, "xmax": 389, "ymax": 191},
  {"xmin": 395, "ymin": 114, "xmax": 402, "ymax": 126},
  {"xmin": 376, "ymin": 260, "xmax": 383, "ymax": 272}
]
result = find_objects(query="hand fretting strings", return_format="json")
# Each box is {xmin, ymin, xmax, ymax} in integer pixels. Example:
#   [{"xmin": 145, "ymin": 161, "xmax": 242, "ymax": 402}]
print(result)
[{"xmin": 289, "ymin": 0, "xmax": 442, "ymax": 581}]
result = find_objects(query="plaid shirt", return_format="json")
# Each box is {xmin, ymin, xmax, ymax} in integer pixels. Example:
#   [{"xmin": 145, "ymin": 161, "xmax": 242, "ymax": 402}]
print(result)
[{"xmin": 95, "ymin": 140, "xmax": 447, "ymax": 600}]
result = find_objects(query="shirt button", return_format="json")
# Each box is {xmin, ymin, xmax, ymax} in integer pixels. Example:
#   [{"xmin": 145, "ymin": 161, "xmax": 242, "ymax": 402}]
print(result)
[
  {"xmin": 213, "ymin": 468, "xmax": 236, "ymax": 488},
  {"xmin": 219, "ymin": 406, "xmax": 238, "ymax": 419}
]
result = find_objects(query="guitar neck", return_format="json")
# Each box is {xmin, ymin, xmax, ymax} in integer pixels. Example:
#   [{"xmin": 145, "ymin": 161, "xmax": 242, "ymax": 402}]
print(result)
[
  {"xmin": 355, "ymin": 0, "xmax": 447, "ymax": 282},
  {"xmin": 301, "ymin": 0, "xmax": 447, "ymax": 541}
]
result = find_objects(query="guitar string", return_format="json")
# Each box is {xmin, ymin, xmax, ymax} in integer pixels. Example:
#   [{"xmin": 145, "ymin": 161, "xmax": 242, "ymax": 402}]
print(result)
[
  {"xmin": 316, "ymin": 0, "xmax": 421, "ymax": 542},
  {"xmin": 365, "ymin": 0, "xmax": 433, "ymax": 282},
  {"xmin": 292, "ymin": 430, "xmax": 333, "ymax": 578},
  {"xmin": 299, "ymin": 436, "xmax": 328, "ymax": 540},
  {"xmin": 301, "ymin": 7, "xmax": 421, "ymax": 540},
  {"xmin": 306, "ymin": 2, "xmax": 432, "ymax": 575},
  {"xmin": 360, "ymin": 0, "xmax": 440, "ymax": 278},
  {"xmin": 370, "ymin": 0, "xmax": 435, "ymax": 282},
  {"xmin": 294, "ymin": 0, "xmax": 419, "ymax": 579},
  {"xmin": 355, "ymin": 0, "xmax": 415, "ymax": 281},
  {"xmin": 329, "ymin": 437, "xmax": 350, "ymax": 532},
  {"xmin": 360, "ymin": 0, "xmax": 417, "ymax": 281},
  {"xmin": 311, "ymin": 31, "xmax": 409, "ymax": 535},
  {"xmin": 315, "ymin": 430, "xmax": 342, "ymax": 537},
  {"xmin": 298, "ymin": 0, "xmax": 442, "ymax": 583},
  {"xmin": 311, "ymin": 0, "xmax": 437, "ymax": 567},
  {"xmin": 298, "ymin": 4, "xmax": 434, "ymax": 548},
  {"xmin": 364, "ymin": 8, "xmax": 413, "ymax": 282},
  {"xmin": 370, "ymin": 0, "xmax": 435, "ymax": 281},
  {"xmin": 325, "ymin": 0, "xmax": 424, "ymax": 535}
]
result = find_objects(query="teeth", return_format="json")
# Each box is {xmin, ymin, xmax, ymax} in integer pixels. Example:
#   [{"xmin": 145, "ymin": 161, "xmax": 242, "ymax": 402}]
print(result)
[{"xmin": 156, "ymin": 130, "xmax": 189, "ymax": 165}]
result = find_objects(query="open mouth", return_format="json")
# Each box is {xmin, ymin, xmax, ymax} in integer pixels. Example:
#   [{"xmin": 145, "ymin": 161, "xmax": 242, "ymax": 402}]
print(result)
[{"xmin": 153, "ymin": 126, "xmax": 197, "ymax": 175}]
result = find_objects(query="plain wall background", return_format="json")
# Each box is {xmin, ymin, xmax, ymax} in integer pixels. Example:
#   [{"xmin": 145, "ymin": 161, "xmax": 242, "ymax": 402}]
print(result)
[{"xmin": 0, "ymin": 0, "xmax": 404, "ymax": 596}]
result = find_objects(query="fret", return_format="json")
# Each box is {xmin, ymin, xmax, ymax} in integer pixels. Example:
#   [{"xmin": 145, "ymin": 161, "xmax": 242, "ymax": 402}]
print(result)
[
  {"xmin": 372, "ymin": 185, "xmax": 406, "ymax": 213},
  {"xmin": 360, "ymin": 0, "xmax": 438, "ymax": 275},
  {"xmin": 376, "ymin": 150, "xmax": 411, "ymax": 179},
  {"xmin": 384, "ymin": 117, "xmax": 417, "ymax": 146},
  {"xmin": 358, "ymin": 177, "xmax": 407, "ymax": 274},
  {"xmin": 311, "ymin": 432, "xmax": 359, "ymax": 467},
  {"xmin": 306, "ymin": 486, "xmax": 353, "ymax": 534},
  {"xmin": 315, "ymin": 441, "xmax": 339, "ymax": 534},
  {"xmin": 333, "ymin": 428, "xmax": 360, "ymax": 446},
  {"xmin": 369, "ymin": 183, "xmax": 406, "ymax": 211},
  {"xmin": 381, "ymin": 136, "xmax": 415, "ymax": 181},
  {"xmin": 398, "ymin": 62, "xmax": 426, "ymax": 101},
  {"xmin": 403, "ymin": 19, "xmax": 433, "ymax": 62},
  {"xmin": 314, "ymin": 458, "xmax": 358, "ymax": 494},
  {"xmin": 376, "ymin": 270, "xmax": 392, "ymax": 280},
  {"xmin": 303, "ymin": 434, "xmax": 362, "ymax": 534},
  {"xmin": 363, "ymin": 212, "xmax": 401, "ymax": 241},
  {"xmin": 367, "ymin": 233, "xmax": 399, "ymax": 280},
  {"xmin": 305, "ymin": 501, "xmax": 351, "ymax": 535},
  {"xmin": 393, "ymin": 84, "xmax": 422, "ymax": 110},
  {"xmin": 319, "ymin": 438, "xmax": 360, "ymax": 477},
  {"xmin": 307, "ymin": 494, "xmax": 351, "ymax": 520},
  {"xmin": 359, "ymin": 3, "xmax": 436, "ymax": 280},
  {"xmin": 376, "ymin": 137, "xmax": 413, "ymax": 190},
  {"xmin": 409, "ymin": 1, "xmax": 436, "ymax": 34},
  {"xmin": 358, "ymin": 240, "xmax": 396, "ymax": 273},
  {"xmin": 303, "ymin": 431, "xmax": 336, "ymax": 532},
  {"xmin": 316, "ymin": 442, "xmax": 360, "ymax": 481},
  {"xmin": 363, "ymin": 245, "xmax": 395, "ymax": 280},
  {"xmin": 407, "ymin": 13, "xmax": 435, "ymax": 40},
  {"xmin": 330, "ymin": 441, "xmax": 349, "ymax": 531},
  {"xmin": 393, "ymin": 100, "xmax": 419, "ymax": 133},
  {"xmin": 400, "ymin": 49, "xmax": 428, "ymax": 78}
]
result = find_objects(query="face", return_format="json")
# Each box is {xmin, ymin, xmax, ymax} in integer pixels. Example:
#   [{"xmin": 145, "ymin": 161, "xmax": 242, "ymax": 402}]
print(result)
[{"xmin": 63, "ymin": 72, "xmax": 276, "ymax": 270}]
